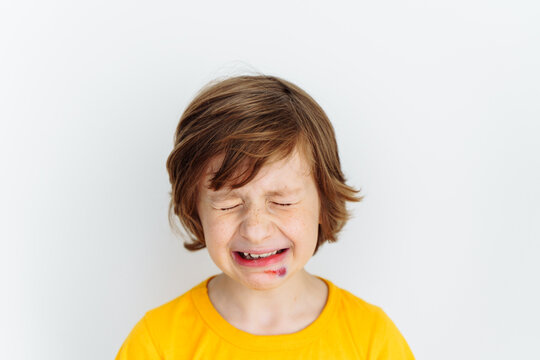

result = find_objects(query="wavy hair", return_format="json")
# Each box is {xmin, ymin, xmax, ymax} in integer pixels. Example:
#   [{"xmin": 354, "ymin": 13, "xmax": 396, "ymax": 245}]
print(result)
[{"xmin": 166, "ymin": 75, "xmax": 362, "ymax": 254}]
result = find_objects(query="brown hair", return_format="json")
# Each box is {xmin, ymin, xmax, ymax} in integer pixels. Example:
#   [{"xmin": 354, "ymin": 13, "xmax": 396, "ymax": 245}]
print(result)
[{"xmin": 166, "ymin": 75, "xmax": 362, "ymax": 254}]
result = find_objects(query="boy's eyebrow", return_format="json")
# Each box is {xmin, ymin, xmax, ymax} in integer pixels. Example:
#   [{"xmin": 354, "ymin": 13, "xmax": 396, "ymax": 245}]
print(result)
[{"xmin": 207, "ymin": 191, "xmax": 235, "ymax": 201}]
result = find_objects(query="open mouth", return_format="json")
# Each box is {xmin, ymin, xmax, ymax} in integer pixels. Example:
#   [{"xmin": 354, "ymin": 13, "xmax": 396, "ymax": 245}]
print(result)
[
  {"xmin": 236, "ymin": 249, "xmax": 287, "ymax": 260},
  {"xmin": 233, "ymin": 248, "xmax": 289, "ymax": 267}
]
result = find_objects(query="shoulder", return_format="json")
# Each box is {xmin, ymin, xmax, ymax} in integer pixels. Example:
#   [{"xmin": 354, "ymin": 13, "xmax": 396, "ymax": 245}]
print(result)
[
  {"xmin": 116, "ymin": 278, "xmax": 210, "ymax": 359},
  {"xmin": 144, "ymin": 285, "xmax": 198, "ymax": 327},
  {"xmin": 143, "ymin": 279, "xmax": 208, "ymax": 345},
  {"xmin": 326, "ymin": 279, "xmax": 386, "ymax": 323},
  {"xmin": 325, "ymin": 279, "xmax": 415, "ymax": 359}
]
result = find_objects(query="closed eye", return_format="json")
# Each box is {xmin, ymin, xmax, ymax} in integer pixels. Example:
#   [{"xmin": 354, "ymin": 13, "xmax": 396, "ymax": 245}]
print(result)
[
  {"xmin": 273, "ymin": 202, "xmax": 293, "ymax": 207},
  {"xmin": 219, "ymin": 204, "xmax": 241, "ymax": 211}
]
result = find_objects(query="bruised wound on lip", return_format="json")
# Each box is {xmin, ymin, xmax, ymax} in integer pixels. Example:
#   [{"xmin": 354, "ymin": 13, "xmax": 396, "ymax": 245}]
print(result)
[{"xmin": 264, "ymin": 267, "xmax": 286, "ymax": 277}]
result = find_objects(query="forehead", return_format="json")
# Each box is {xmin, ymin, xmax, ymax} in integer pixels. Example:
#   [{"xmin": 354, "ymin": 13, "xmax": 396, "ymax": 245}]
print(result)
[{"xmin": 201, "ymin": 149, "xmax": 313, "ymax": 192}]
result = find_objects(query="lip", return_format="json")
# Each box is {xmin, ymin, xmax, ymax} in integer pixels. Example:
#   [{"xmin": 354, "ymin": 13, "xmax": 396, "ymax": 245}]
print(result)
[{"xmin": 232, "ymin": 248, "xmax": 289, "ymax": 267}]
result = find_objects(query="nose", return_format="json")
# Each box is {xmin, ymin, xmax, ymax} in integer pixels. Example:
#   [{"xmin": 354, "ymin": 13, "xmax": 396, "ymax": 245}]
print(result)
[{"xmin": 239, "ymin": 205, "xmax": 273, "ymax": 244}]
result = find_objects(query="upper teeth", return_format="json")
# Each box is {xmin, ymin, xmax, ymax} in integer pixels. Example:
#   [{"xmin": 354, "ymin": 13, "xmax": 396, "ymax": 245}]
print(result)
[{"xmin": 243, "ymin": 250, "xmax": 278, "ymax": 259}]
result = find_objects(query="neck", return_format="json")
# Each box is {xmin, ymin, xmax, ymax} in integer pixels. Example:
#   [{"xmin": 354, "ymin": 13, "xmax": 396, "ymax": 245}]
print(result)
[{"xmin": 207, "ymin": 270, "xmax": 328, "ymax": 335}]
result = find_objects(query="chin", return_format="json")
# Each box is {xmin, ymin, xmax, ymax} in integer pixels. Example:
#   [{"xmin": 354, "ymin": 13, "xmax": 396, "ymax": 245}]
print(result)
[{"xmin": 239, "ymin": 273, "xmax": 288, "ymax": 291}]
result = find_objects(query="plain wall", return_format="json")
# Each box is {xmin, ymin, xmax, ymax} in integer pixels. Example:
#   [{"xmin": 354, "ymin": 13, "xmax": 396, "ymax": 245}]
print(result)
[{"xmin": 1, "ymin": 1, "xmax": 539, "ymax": 359}]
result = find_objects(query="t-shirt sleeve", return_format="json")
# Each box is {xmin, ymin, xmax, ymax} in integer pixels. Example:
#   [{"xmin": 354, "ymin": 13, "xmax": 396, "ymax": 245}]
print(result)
[
  {"xmin": 373, "ymin": 308, "xmax": 415, "ymax": 360},
  {"xmin": 115, "ymin": 316, "xmax": 162, "ymax": 360}
]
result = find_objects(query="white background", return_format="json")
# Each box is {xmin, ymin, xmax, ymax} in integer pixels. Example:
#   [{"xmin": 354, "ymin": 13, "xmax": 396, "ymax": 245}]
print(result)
[{"xmin": 1, "ymin": 1, "xmax": 539, "ymax": 359}]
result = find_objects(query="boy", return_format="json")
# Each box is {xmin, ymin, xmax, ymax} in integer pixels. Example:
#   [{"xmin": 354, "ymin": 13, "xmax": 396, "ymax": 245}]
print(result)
[{"xmin": 116, "ymin": 75, "xmax": 414, "ymax": 359}]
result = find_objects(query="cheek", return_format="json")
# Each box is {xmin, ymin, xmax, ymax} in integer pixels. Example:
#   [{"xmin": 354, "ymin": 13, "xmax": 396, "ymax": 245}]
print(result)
[
  {"xmin": 279, "ymin": 211, "xmax": 319, "ymax": 242},
  {"xmin": 203, "ymin": 221, "xmax": 231, "ymax": 263},
  {"xmin": 202, "ymin": 216, "xmax": 236, "ymax": 247}
]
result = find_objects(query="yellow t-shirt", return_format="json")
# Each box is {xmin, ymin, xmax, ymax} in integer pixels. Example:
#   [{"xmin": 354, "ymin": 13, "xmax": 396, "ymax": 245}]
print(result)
[{"xmin": 116, "ymin": 276, "xmax": 414, "ymax": 359}]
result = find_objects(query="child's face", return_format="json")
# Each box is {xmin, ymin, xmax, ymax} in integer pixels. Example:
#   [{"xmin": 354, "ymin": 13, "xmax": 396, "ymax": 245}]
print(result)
[{"xmin": 197, "ymin": 149, "xmax": 320, "ymax": 290}]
